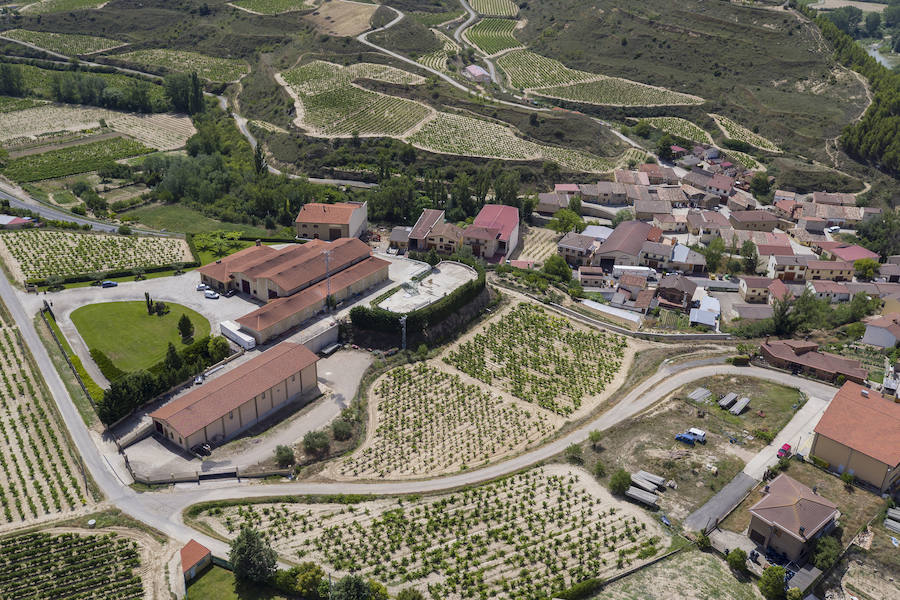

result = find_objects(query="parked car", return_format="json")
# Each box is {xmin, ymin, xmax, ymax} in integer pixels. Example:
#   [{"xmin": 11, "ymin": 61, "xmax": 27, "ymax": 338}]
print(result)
[
  {"xmin": 777, "ymin": 443, "xmax": 792, "ymax": 459},
  {"xmin": 100, "ymin": 280, "xmax": 118, "ymax": 288},
  {"xmin": 196, "ymin": 283, "xmax": 208, "ymax": 291},
  {"xmin": 204, "ymin": 290, "xmax": 220, "ymax": 299}
]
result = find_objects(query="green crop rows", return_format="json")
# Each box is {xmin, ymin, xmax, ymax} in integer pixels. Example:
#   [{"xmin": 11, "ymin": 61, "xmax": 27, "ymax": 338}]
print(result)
[
  {"xmin": 0, "ymin": 96, "xmax": 44, "ymax": 113},
  {"xmin": 727, "ymin": 149, "xmax": 764, "ymax": 171},
  {"xmin": 20, "ymin": 0, "xmax": 105, "ymax": 14},
  {"xmin": 3, "ymin": 29, "xmax": 123, "ymax": 55},
  {"xmin": 643, "ymin": 117, "xmax": 713, "ymax": 144},
  {"xmin": 469, "ymin": 0, "xmax": 518, "ymax": 17},
  {"xmin": 711, "ymin": 114, "xmax": 781, "ymax": 152},
  {"xmin": 0, "ymin": 532, "xmax": 143, "ymax": 599},
  {"xmin": 2, "ymin": 138, "xmax": 153, "ymax": 182},
  {"xmin": 445, "ymin": 304, "xmax": 625, "ymax": 416},
  {"xmin": 199, "ymin": 466, "xmax": 664, "ymax": 600},
  {"xmin": 497, "ymin": 50, "xmax": 595, "ymax": 89},
  {"xmin": 110, "ymin": 49, "xmax": 249, "ymax": 83},
  {"xmin": 465, "ymin": 18, "xmax": 521, "ymax": 56},
  {"xmin": 230, "ymin": 0, "xmax": 313, "ymax": 14},
  {"xmin": 17, "ymin": 64, "xmax": 168, "ymax": 108},
  {"xmin": 418, "ymin": 29, "xmax": 460, "ymax": 73}
]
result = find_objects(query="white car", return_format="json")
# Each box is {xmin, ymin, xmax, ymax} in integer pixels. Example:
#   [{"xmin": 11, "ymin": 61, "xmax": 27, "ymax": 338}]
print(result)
[
  {"xmin": 196, "ymin": 283, "xmax": 208, "ymax": 291},
  {"xmin": 204, "ymin": 290, "xmax": 220, "ymax": 299}
]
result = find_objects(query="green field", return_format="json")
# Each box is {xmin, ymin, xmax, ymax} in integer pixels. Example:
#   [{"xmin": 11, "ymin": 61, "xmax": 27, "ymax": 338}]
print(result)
[
  {"xmin": 186, "ymin": 566, "xmax": 289, "ymax": 600},
  {"xmin": 2, "ymin": 29, "xmax": 123, "ymax": 55},
  {"xmin": 71, "ymin": 301, "xmax": 211, "ymax": 372},
  {"xmin": 465, "ymin": 18, "xmax": 521, "ymax": 55},
  {"xmin": 110, "ymin": 49, "xmax": 249, "ymax": 83},
  {"xmin": 17, "ymin": 64, "xmax": 168, "ymax": 108},
  {"xmin": 2, "ymin": 138, "xmax": 154, "ymax": 182},
  {"xmin": 230, "ymin": 0, "xmax": 312, "ymax": 14},
  {"xmin": 120, "ymin": 204, "xmax": 273, "ymax": 237}
]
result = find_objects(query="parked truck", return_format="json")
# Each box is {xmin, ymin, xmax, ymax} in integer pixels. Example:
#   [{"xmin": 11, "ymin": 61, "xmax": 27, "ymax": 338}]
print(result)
[
  {"xmin": 612, "ymin": 265, "xmax": 658, "ymax": 280},
  {"xmin": 220, "ymin": 320, "xmax": 256, "ymax": 350}
]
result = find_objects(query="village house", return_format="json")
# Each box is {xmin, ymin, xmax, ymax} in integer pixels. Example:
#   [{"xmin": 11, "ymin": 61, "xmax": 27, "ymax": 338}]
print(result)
[
  {"xmin": 773, "ymin": 190, "xmax": 797, "ymax": 203},
  {"xmin": 759, "ymin": 340, "xmax": 867, "ymax": 384},
  {"xmin": 861, "ymin": 313, "xmax": 900, "ymax": 348},
  {"xmin": 652, "ymin": 213, "xmax": 687, "ymax": 233},
  {"xmin": 614, "ymin": 169, "xmax": 650, "ymax": 186},
  {"xmin": 767, "ymin": 278, "xmax": 799, "ymax": 304},
  {"xmin": 656, "ymin": 274, "xmax": 697, "ymax": 310},
  {"xmin": 654, "ymin": 186, "xmax": 687, "ymax": 208},
  {"xmin": 640, "ymin": 241, "xmax": 672, "ymax": 270},
  {"xmin": 774, "ymin": 199, "xmax": 800, "ymax": 220},
  {"xmin": 670, "ymin": 244, "xmax": 707, "ymax": 274},
  {"xmin": 624, "ymin": 183, "xmax": 653, "ymax": 205},
  {"xmin": 634, "ymin": 198, "xmax": 673, "ymax": 221},
  {"xmin": 557, "ymin": 232, "xmax": 597, "ymax": 267},
  {"xmin": 592, "ymin": 181, "xmax": 628, "ymax": 205},
  {"xmin": 806, "ymin": 260, "xmax": 853, "ymax": 282},
  {"xmin": 462, "ymin": 204, "xmax": 520, "ymax": 260},
  {"xmin": 639, "ymin": 163, "xmax": 679, "ymax": 185},
  {"xmin": 798, "ymin": 216, "xmax": 826, "ymax": 233},
  {"xmin": 294, "ymin": 201, "xmax": 367, "ymax": 240},
  {"xmin": 767, "ymin": 255, "xmax": 809, "ymax": 281},
  {"xmin": 536, "ymin": 191, "xmax": 570, "ymax": 215},
  {"xmin": 388, "ymin": 226, "xmax": 411, "ymax": 251},
  {"xmin": 879, "ymin": 262, "xmax": 900, "ymax": 282},
  {"xmin": 578, "ymin": 266, "xmax": 607, "ymax": 288},
  {"xmin": 812, "ymin": 191, "xmax": 855, "ymax": 206},
  {"xmin": 427, "ymin": 222, "xmax": 463, "ymax": 254},
  {"xmin": 739, "ymin": 276, "xmax": 774, "ymax": 303},
  {"xmin": 686, "ymin": 210, "xmax": 730, "ymax": 243},
  {"xmin": 820, "ymin": 243, "xmax": 879, "ymax": 264},
  {"xmin": 806, "ymin": 280, "xmax": 851, "ymax": 303},
  {"xmin": 591, "ymin": 220, "xmax": 653, "ymax": 269},
  {"xmin": 729, "ymin": 210, "xmax": 779, "ymax": 232},
  {"xmin": 706, "ymin": 173, "xmax": 734, "ymax": 198},
  {"xmin": 727, "ymin": 194, "xmax": 753, "ymax": 212},
  {"xmin": 408, "ymin": 209, "xmax": 446, "ymax": 251},
  {"xmin": 811, "ymin": 381, "xmax": 900, "ymax": 492}
]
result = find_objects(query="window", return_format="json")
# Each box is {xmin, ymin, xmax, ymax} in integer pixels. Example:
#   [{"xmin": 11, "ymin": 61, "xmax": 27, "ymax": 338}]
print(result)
[{"xmin": 229, "ymin": 411, "xmax": 234, "ymax": 420}]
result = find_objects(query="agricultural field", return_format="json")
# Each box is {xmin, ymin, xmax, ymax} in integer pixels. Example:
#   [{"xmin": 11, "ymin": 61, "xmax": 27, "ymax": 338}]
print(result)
[
  {"xmin": 334, "ymin": 363, "xmax": 553, "ymax": 479},
  {"xmin": 0, "ymin": 305, "xmax": 92, "ymax": 525},
  {"xmin": 469, "ymin": 0, "xmax": 518, "ymax": 17},
  {"xmin": 18, "ymin": 65, "xmax": 168, "ymax": 109},
  {"xmin": 518, "ymin": 226, "xmax": 560, "ymax": 264},
  {"xmin": 642, "ymin": 117, "xmax": 713, "ymax": 144},
  {"xmin": 444, "ymin": 303, "xmax": 626, "ymax": 416},
  {"xmin": 710, "ymin": 114, "xmax": 782, "ymax": 153},
  {"xmin": 616, "ymin": 147, "xmax": 650, "ymax": 168},
  {"xmin": 108, "ymin": 49, "xmax": 249, "ymax": 83},
  {"xmin": 1, "ymin": 29, "xmax": 124, "ymax": 55},
  {"xmin": 19, "ymin": 0, "xmax": 105, "ymax": 14},
  {"xmin": 0, "ymin": 531, "xmax": 143, "ymax": 599},
  {"xmin": 1, "ymin": 137, "xmax": 153, "ymax": 182},
  {"xmin": 497, "ymin": 50, "xmax": 595, "ymax": 89},
  {"xmin": 0, "ymin": 96, "xmax": 44, "ymax": 113},
  {"xmin": 727, "ymin": 150, "xmax": 765, "ymax": 171},
  {"xmin": 194, "ymin": 465, "xmax": 668, "ymax": 600},
  {"xmin": 0, "ymin": 105, "xmax": 196, "ymax": 151},
  {"xmin": 0, "ymin": 230, "xmax": 192, "ymax": 282},
  {"xmin": 464, "ymin": 18, "xmax": 522, "ymax": 56},
  {"xmin": 303, "ymin": 0, "xmax": 378, "ymax": 37},
  {"xmin": 418, "ymin": 29, "xmax": 460, "ymax": 73},
  {"xmin": 409, "ymin": 10, "xmax": 465, "ymax": 27},
  {"xmin": 229, "ymin": 0, "xmax": 315, "ymax": 14}
]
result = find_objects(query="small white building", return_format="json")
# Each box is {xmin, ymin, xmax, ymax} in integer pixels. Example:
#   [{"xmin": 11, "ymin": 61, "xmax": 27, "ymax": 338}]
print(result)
[
  {"xmin": 862, "ymin": 313, "xmax": 900, "ymax": 348},
  {"xmin": 462, "ymin": 65, "xmax": 491, "ymax": 83}
]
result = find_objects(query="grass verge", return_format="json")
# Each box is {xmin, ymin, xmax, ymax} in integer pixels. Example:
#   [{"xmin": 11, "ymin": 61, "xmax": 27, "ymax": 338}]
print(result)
[
  {"xmin": 187, "ymin": 565, "xmax": 290, "ymax": 600},
  {"xmin": 35, "ymin": 311, "xmax": 101, "ymax": 424}
]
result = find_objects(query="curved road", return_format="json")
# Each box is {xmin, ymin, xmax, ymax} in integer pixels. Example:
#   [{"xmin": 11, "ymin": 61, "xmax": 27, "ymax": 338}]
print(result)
[{"xmin": 454, "ymin": 0, "xmax": 503, "ymax": 87}]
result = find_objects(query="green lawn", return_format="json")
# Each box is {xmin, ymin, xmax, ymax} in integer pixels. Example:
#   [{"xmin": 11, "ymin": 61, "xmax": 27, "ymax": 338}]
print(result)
[
  {"xmin": 70, "ymin": 301, "xmax": 210, "ymax": 372},
  {"xmin": 187, "ymin": 566, "xmax": 290, "ymax": 600},
  {"xmin": 120, "ymin": 204, "xmax": 272, "ymax": 237}
]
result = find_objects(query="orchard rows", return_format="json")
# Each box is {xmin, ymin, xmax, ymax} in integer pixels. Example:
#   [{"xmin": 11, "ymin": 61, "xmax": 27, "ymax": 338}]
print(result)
[
  {"xmin": 199, "ymin": 466, "xmax": 665, "ymax": 600},
  {"xmin": 711, "ymin": 113, "xmax": 781, "ymax": 152},
  {"xmin": 418, "ymin": 29, "xmax": 460, "ymax": 73},
  {"xmin": 107, "ymin": 49, "xmax": 249, "ymax": 83},
  {"xmin": 465, "ymin": 19, "xmax": 521, "ymax": 56},
  {"xmin": 469, "ymin": 0, "xmax": 518, "ymax": 17}
]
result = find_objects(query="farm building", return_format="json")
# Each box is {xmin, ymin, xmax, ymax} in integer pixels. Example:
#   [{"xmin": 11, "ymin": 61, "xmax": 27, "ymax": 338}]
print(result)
[
  {"xmin": 811, "ymin": 381, "xmax": 900, "ymax": 492},
  {"xmin": 806, "ymin": 260, "xmax": 853, "ymax": 281},
  {"xmin": 729, "ymin": 210, "xmax": 778, "ymax": 232},
  {"xmin": 806, "ymin": 280, "xmax": 850, "ymax": 303},
  {"xmin": 0, "ymin": 215, "xmax": 33, "ymax": 229},
  {"xmin": 462, "ymin": 64, "xmax": 491, "ymax": 82},
  {"xmin": 747, "ymin": 474, "xmax": 838, "ymax": 563},
  {"xmin": 150, "ymin": 342, "xmax": 320, "ymax": 451},
  {"xmin": 536, "ymin": 191, "xmax": 569, "ymax": 215},
  {"xmin": 557, "ymin": 232, "xmax": 597, "ymax": 266},
  {"xmin": 685, "ymin": 210, "xmax": 729, "ymax": 243},
  {"xmin": 759, "ymin": 340, "xmax": 867, "ymax": 384},
  {"xmin": 633, "ymin": 198, "xmax": 672, "ymax": 221},
  {"xmin": 389, "ymin": 226, "xmax": 411, "ymax": 250},
  {"xmin": 773, "ymin": 190, "xmax": 797, "ymax": 203},
  {"xmin": 812, "ymin": 191, "xmax": 855, "ymax": 206},
  {"xmin": 427, "ymin": 222, "xmax": 464, "ymax": 254},
  {"xmin": 591, "ymin": 221, "xmax": 653, "ymax": 269},
  {"xmin": 578, "ymin": 266, "xmax": 607, "ymax": 288},
  {"xmin": 462, "ymin": 204, "xmax": 519, "ymax": 260},
  {"xmin": 409, "ymin": 209, "xmax": 446, "ymax": 251},
  {"xmin": 180, "ymin": 539, "xmax": 211, "ymax": 582},
  {"xmin": 294, "ymin": 201, "xmax": 367, "ymax": 240}
]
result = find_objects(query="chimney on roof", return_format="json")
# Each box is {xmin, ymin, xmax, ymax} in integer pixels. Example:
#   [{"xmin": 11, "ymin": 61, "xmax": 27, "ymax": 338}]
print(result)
[
  {"xmin": 861, "ymin": 389, "xmax": 869, "ymax": 398},
  {"xmin": 255, "ymin": 239, "xmax": 261, "ymax": 247}
]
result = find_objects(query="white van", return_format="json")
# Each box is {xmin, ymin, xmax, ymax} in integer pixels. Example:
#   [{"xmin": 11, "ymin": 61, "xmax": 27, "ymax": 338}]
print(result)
[{"xmin": 688, "ymin": 428, "xmax": 707, "ymax": 443}]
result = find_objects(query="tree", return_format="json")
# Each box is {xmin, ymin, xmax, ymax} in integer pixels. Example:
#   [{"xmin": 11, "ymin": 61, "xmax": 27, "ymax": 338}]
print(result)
[
  {"xmin": 565, "ymin": 443, "xmax": 583, "ymax": 463},
  {"xmin": 208, "ymin": 336, "xmax": 231, "ymax": 362},
  {"xmin": 164, "ymin": 342, "xmax": 182, "ymax": 372},
  {"xmin": 331, "ymin": 574, "xmax": 372, "ymax": 600},
  {"xmin": 145, "ymin": 291, "xmax": 152, "ymax": 315},
  {"xmin": 548, "ymin": 208, "xmax": 585, "ymax": 233},
  {"xmin": 865, "ymin": 11, "xmax": 881, "ymax": 36},
  {"xmin": 542, "ymin": 254, "xmax": 572, "ymax": 283},
  {"xmin": 696, "ymin": 531, "xmax": 711, "ymax": 550},
  {"xmin": 332, "ymin": 419, "xmax": 353, "ymax": 441},
  {"xmin": 704, "ymin": 237, "xmax": 726, "ymax": 272},
  {"xmin": 741, "ymin": 240, "xmax": 759, "ymax": 273},
  {"xmin": 758, "ymin": 565, "xmax": 786, "ymax": 600},
  {"xmin": 611, "ymin": 208, "xmax": 633, "ymax": 227},
  {"xmin": 588, "ymin": 429, "xmax": 602, "ymax": 449},
  {"xmin": 656, "ymin": 134, "xmax": 675, "ymax": 162},
  {"xmin": 841, "ymin": 470, "xmax": 855, "ymax": 488},
  {"xmin": 303, "ymin": 430, "xmax": 330, "ymax": 456},
  {"xmin": 593, "ymin": 460, "xmax": 606, "ymax": 478},
  {"xmin": 727, "ymin": 548, "xmax": 748, "ymax": 573},
  {"xmin": 609, "ymin": 468, "xmax": 631, "ymax": 494},
  {"xmin": 118, "ymin": 225, "xmax": 132, "ymax": 235},
  {"xmin": 274, "ymin": 444, "xmax": 295, "ymax": 467},
  {"xmin": 786, "ymin": 588, "xmax": 803, "ymax": 600},
  {"xmin": 178, "ymin": 313, "xmax": 194, "ymax": 340},
  {"xmin": 771, "ymin": 292, "xmax": 796, "ymax": 336},
  {"xmin": 749, "ymin": 172, "xmax": 771, "ymax": 198},
  {"xmin": 230, "ymin": 527, "xmax": 277, "ymax": 583},
  {"xmin": 633, "ymin": 120, "xmax": 651, "ymax": 137},
  {"xmin": 397, "ymin": 589, "xmax": 425, "ymax": 600},
  {"xmin": 813, "ymin": 535, "xmax": 841, "ymax": 570},
  {"xmin": 0, "ymin": 63, "xmax": 25, "ymax": 96},
  {"xmin": 254, "ymin": 142, "xmax": 267, "ymax": 177},
  {"xmin": 854, "ymin": 257, "xmax": 879, "ymax": 280},
  {"xmin": 273, "ymin": 562, "xmax": 324, "ymax": 597}
]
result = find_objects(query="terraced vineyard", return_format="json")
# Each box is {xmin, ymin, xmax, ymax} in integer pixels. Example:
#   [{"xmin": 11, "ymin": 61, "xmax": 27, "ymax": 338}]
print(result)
[
  {"xmin": 444, "ymin": 303, "xmax": 626, "ymax": 416},
  {"xmin": 469, "ymin": 0, "xmax": 518, "ymax": 17},
  {"xmin": 464, "ymin": 18, "xmax": 521, "ymax": 56},
  {"xmin": 337, "ymin": 363, "xmax": 553, "ymax": 478},
  {"xmin": 727, "ymin": 149, "xmax": 765, "ymax": 171},
  {"xmin": 0, "ymin": 230, "xmax": 192, "ymax": 281},
  {"xmin": 0, "ymin": 303, "xmax": 92, "ymax": 524},
  {"xmin": 2, "ymin": 29, "xmax": 123, "ymax": 55},
  {"xmin": 498, "ymin": 50, "xmax": 703, "ymax": 106},
  {"xmin": 197, "ymin": 466, "xmax": 665, "ymax": 600},
  {"xmin": 418, "ymin": 29, "xmax": 460, "ymax": 73},
  {"xmin": 230, "ymin": 0, "xmax": 314, "ymax": 13},
  {"xmin": 20, "ymin": 0, "xmax": 105, "ymax": 14},
  {"xmin": 0, "ymin": 105, "xmax": 196, "ymax": 151},
  {"xmin": 643, "ymin": 117, "xmax": 713, "ymax": 144},
  {"xmin": 0, "ymin": 531, "xmax": 143, "ymax": 599},
  {"xmin": 109, "ymin": 49, "xmax": 249, "ymax": 83},
  {"xmin": 711, "ymin": 114, "xmax": 781, "ymax": 152},
  {"xmin": 1, "ymin": 137, "xmax": 154, "ymax": 182}
]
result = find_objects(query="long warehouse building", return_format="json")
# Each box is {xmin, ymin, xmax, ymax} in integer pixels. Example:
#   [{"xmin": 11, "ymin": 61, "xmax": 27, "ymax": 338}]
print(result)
[{"xmin": 150, "ymin": 342, "xmax": 319, "ymax": 451}]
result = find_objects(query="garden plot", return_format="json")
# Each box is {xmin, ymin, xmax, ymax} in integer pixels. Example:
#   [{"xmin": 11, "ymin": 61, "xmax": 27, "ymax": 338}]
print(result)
[
  {"xmin": 643, "ymin": 117, "xmax": 713, "ymax": 144},
  {"xmin": 518, "ymin": 227, "xmax": 559, "ymax": 263},
  {"xmin": 0, "ymin": 308, "xmax": 92, "ymax": 525},
  {"xmin": 710, "ymin": 114, "xmax": 782, "ymax": 153},
  {"xmin": 195, "ymin": 465, "xmax": 667, "ymax": 600},
  {"xmin": 2, "ymin": 29, "xmax": 124, "ymax": 55},
  {"xmin": 469, "ymin": 0, "xmax": 518, "ymax": 17},
  {"xmin": 229, "ymin": 0, "xmax": 316, "ymax": 14},
  {"xmin": 19, "ymin": 0, "xmax": 105, "ymax": 14},
  {"xmin": 109, "ymin": 49, "xmax": 249, "ymax": 83},
  {"xmin": 464, "ymin": 18, "xmax": 522, "ymax": 56},
  {"xmin": 0, "ymin": 230, "xmax": 192, "ymax": 282},
  {"xmin": 2, "ymin": 137, "xmax": 153, "ymax": 182},
  {"xmin": 0, "ymin": 104, "xmax": 194, "ymax": 151},
  {"xmin": 334, "ymin": 363, "xmax": 553, "ymax": 479},
  {"xmin": 616, "ymin": 147, "xmax": 650, "ymax": 168},
  {"xmin": 418, "ymin": 29, "xmax": 460, "ymax": 73},
  {"xmin": 498, "ymin": 50, "xmax": 703, "ymax": 106},
  {"xmin": 0, "ymin": 531, "xmax": 143, "ymax": 599},
  {"xmin": 444, "ymin": 303, "xmax": 627, "ymax": 416}
]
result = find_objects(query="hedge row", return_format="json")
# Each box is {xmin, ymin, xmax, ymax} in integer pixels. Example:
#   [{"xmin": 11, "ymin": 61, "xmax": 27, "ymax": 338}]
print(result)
[
  {"xmin": 89, "ymin": 349, "xmax": 126, "ymax": 382},
  {"xmin": 27, "ymin": 258, "xmax": 200, "ymax": 287}
]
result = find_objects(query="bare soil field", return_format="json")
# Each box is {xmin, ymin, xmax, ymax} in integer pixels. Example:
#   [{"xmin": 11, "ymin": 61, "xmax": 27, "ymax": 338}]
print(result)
[
  {"xmin": 304, "ymin": 0, "xmax": 378, "ymax": 37},
  {"xmin": 193, "ymin": 464, "xmax": 669, "ymax": 600},
  {"xmin": 516, "ymin": 225, "xmax": 559, "ymax": 264}
]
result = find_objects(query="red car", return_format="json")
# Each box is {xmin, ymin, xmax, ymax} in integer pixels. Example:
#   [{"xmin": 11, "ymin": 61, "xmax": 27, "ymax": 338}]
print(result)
[{"xmin": 777, "ymin": 443, "xmax": 791, "ymax": 459}]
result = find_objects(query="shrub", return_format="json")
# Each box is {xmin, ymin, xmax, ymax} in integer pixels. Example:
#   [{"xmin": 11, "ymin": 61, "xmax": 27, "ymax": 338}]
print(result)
[
  {"xmin": 271, "ymin": 562, "xmax": 324, "ymax": 597},
  {"xmin": 593, "ymin": 460, "xmax": 606, "ymax": 479},
  {"xmin": 89, "ymin": 348, "xmax": 126, "ymax": 381},
  {"xmin": 754, "ymin": 429, "xmax": 776, "ymax": 443},
  {"xmin": 303, "ymin": 431, "xmax": 330, "ymax": 456},
  {"xmin": 811, "ymin": 456, "xmax": 829, "ymax": 469},
  {"xmin": 554, "ymin": 577, "xmax": 604, "ymax": 600},
  {"xmin": 609, "ymin": 468, "xmax": 630, "ymax": 495},
  {"xmin": 274, "ymin": 445, "xmax": 295, "ymax": 467},
  {"xmin": 397, "ymin": 589, "xmax": 425, "ymax": 600},
  {"xmin": 841, "ymin": 471, "xmax": 855, "ymax": 488},
  {"xmin": 758, "ymin": 565, "xmax": 786, "ymax": 600},
  {"xmin": 727, "ymin": 548, "xmax": 747, "ymax": 573},
  {"xmin": 786, "ymin": 589, "xmax": 802, "ymax": 600},
  {"xmin": 565, "ymin": 443, "xmax": 583, "ymax": 464},
  {"xmin": 332, "ymin": 419, "xmax": 353, "ymax": 441},
  {"xmin": 813, "ymin": 535, "xmax": 841, "ymax": 570},
  {"xmin": 696, "ymin": 531, "xmax": 711, "ymax": 550},
  {"xmin": 731, "ymin": 354, "xmax": 750, "ymax": 366},
  {"xmin": 588, "ymin": 429, "xmax": 602, "ymax": 449}
]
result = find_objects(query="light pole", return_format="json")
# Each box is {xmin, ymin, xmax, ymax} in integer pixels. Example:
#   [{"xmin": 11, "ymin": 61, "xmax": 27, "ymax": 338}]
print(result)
[{"xmin": 322, "ymin": 248, "xmax": 333, "ymax": 306}]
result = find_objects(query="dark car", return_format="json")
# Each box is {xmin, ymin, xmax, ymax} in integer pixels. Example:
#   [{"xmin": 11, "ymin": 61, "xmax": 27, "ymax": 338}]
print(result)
[
  {"xmin": 100, "ymin": 280, "xmax": 118, "ymax": 288},
  {"xmin": 224, "ymin": 289, "xmax": 237, "ymax": 297}
]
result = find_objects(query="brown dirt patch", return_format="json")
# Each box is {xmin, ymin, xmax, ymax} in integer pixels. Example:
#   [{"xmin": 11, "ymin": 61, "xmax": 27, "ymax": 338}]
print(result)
[{"xmin": 304, "ymin": 0, "xmax": 378, "ymax": 37}]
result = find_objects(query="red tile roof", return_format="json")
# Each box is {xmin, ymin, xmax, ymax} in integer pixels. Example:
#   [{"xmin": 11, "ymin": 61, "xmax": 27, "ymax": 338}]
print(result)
[
  {"xmin": 749, "ymin": 474, "xmax": 838, "ymax": 541},
  {"xmin": 594, "ymin": 221, "xmax": 653, "ymax": 258},
  {"xmin": 410, "ymin": 209, "xmax": 444, "ymax": 241},
  {"xmin": 815, "ymin": 381, "xmax": 900, "ymax": 466},
  {"xmin": 741, "ymin": 276, "xmax": 773, "ymax": 289},
  {"xmin": 295, "ymin": 202, "xmax": 362, "ymax": 225},
  {"xmin": 181, "ymin": 539, "xmax": 211, "ymax": 573},
  {"xmin": 828, "ymin": 244, "xmax": 878, "ymax": 263},
  {"xmin": 807, "ymin": 260, "xmax": 852, "ymax": 271},
  {"xmin": 473, "ymin": 204, "xmax": 518, "ymax": 243},
  {"xmin": 196, "ymin": 245, "xmax": 277, "ymax": 284},
  {"xmin": 756, "ymin": 244, "xmax": 793, "ymax": 257},
  {"xmin": 760, "ymin": 340, "xmax": 867, "ymax": 382}
]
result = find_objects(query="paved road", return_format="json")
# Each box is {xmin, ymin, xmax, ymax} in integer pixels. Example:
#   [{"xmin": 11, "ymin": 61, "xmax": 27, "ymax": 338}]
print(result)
[
  {"xmin": 0, "ymin": 183, "xmax": 122, "ymax": 234},
  {"xmin": 453, "ymin": 0, "xmax": 503, "ymax": 86}
]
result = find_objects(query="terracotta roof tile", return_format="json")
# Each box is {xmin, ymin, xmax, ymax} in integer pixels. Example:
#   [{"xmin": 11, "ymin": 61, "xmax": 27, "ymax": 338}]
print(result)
[
  {"xmin": 814, "ymin": 381, "xmax": 900, "ymax": 466},
  {"xmin": 295, "ymin": 202, "xmax": 362, "ymax": 225},
  {"xmin": 181, "ymin": 539, "xmax": 211, "ymax": 573},
  {"xmin": 749, "ymin": 474, "xmax": 838, "ymax": 541}
]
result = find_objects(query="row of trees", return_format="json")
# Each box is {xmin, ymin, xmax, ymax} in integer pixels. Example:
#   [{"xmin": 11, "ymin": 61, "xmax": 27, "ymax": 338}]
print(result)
[{"xmin": 732, "ymin": 289, "xmax": 880, "ymax": 337}]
